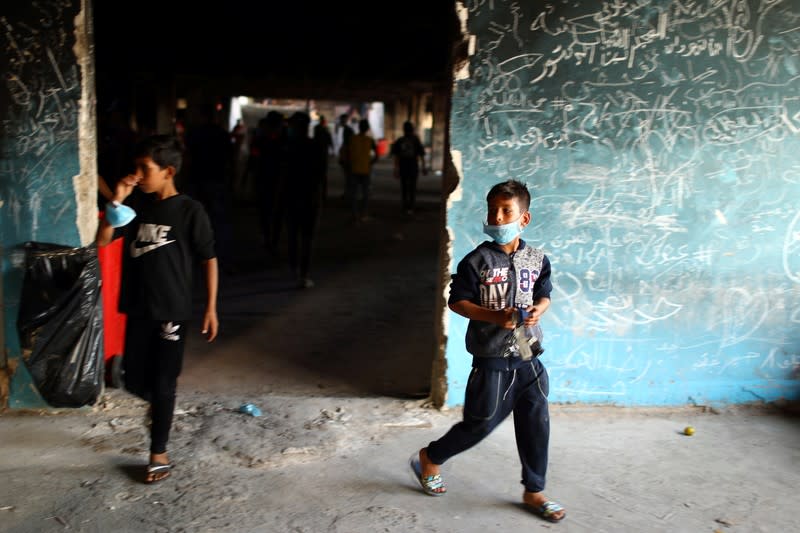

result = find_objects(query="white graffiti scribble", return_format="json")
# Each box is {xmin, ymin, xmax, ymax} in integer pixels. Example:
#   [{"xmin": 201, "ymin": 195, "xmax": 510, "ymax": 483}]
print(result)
[
  {"xmin": 449, "ymin": 0, "xmax": 800, "ymax": 403},
  {"xmin": 1, "ymin": 5, "xmax": 80, "ymax": 244}
]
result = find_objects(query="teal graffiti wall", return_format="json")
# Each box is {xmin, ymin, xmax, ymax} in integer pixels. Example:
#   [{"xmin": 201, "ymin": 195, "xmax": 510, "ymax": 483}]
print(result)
[
  {"xmin": 1, "ymin": 1, "xmax": 82, "ymax": 406},
  {"xmin": 446, "ymin": 0, "xmax": 800, "ymax": 406}
]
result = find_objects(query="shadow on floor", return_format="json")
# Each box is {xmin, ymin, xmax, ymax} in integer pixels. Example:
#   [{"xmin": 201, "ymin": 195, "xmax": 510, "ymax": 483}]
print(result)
[{"xmin": 180, "ymin": 158, "xmax": 443, "ymax": 400}]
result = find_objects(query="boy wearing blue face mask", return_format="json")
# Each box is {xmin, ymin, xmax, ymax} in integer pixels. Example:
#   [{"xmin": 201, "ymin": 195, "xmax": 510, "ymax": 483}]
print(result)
[{"xmin": 409, "ymin": 180, "xmax": 564, "ymax": 523}]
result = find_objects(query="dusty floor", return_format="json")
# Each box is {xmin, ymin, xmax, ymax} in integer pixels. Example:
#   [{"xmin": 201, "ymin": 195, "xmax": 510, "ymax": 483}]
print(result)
[{"xmin": 2, "ymin": 159, "xmax": 799, "ymax": 533}]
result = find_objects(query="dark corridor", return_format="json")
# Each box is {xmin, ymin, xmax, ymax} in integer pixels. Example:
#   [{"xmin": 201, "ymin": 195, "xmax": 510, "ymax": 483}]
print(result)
[{"xmin": 91, "ymin": 1, "xmax": 458, "ymax": 399}]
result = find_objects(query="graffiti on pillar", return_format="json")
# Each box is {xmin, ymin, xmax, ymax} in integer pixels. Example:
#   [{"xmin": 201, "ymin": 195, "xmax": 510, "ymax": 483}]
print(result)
[
  {"xmin": 447, "ymin": 1, "xmax": 800, "ymax": 405},
  {"xmin": 1, "ymin": 1, "xmax": 82, "ymax": 246}
]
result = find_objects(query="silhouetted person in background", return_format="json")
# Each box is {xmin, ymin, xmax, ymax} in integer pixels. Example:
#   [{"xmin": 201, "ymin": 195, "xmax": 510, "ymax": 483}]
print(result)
[
  {"xmin": 250, "ymin": 111, "xmax": 288, "ymax": 257},
  {"xmin": 184, "ymin": 104, "xmax": 236, "ymax": 274},
  {"xmin": 313, "ymin": 114, "xmax": 334, "ymax": 203},
  {"xmin": 391, "ymin": 121, "xmax": 428, "ymax": 215},
  {"xmin": 336, "ymin": 113, "xmax": 355, "ymax": 200},
  {"xmin": 347, "ymin": 118, "xmax": 378, "ymax": 222},
  {"xmin": 230, "ymin": 118, "xmax": 246, "ymax": 148},
  {"xmin": 285, "ymin": 112, "xmax": 325, "ymax": 288},
  {"xmin": 230, "ymin": 118, "xmax": 248, "ymax": 190}
]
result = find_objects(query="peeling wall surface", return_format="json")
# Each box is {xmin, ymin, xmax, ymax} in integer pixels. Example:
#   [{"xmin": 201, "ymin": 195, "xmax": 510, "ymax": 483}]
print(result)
[
  {"xmin": 1, "ymin": 2, "xmax": 83, "ymax": 362},
  {"xmin": 446, "ymin": 1, "xmax": 800, "ymax": 406}
]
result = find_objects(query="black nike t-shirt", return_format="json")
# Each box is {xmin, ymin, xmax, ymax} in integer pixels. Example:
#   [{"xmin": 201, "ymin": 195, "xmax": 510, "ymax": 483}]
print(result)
[{"xmin": 117, "ymin": 192, "xmax": 215, "ymax": 320}]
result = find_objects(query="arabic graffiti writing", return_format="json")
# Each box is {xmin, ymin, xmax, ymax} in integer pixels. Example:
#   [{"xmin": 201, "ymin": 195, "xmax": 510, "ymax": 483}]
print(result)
[
  {"xmin": 1, "ymin": 2, "xmax": 82, "ymax": 247},
  {"xmin": 446, "ymin": 0, "xmax": 800, "ymax": 406}
]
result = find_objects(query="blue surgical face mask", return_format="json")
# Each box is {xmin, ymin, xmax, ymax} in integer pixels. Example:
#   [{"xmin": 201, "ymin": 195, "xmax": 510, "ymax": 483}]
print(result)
[
  {"xmin": 105, "ymin": 201, "xmax": 136, "ymax": 228},
  {"xmin": 483, "ymin": 216, "xmax": 523, "ymax": 245}
]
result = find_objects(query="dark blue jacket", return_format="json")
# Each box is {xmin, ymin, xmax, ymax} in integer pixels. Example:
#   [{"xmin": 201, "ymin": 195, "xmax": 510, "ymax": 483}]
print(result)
[{"xmin": 448, "ymin": 239, "xmax": 552, "ymax": 363}]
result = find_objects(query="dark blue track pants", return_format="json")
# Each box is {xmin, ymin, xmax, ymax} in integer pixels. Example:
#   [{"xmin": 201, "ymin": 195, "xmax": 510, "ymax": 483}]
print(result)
[{"xmin": 426, "ymin": 357, "xmax": 550, "ymax": 493}]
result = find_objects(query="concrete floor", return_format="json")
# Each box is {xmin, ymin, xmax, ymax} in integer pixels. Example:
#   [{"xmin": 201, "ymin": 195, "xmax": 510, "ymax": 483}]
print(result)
[{"xmin": 2, "ymin": 158, "xmax": 799, "ymax": 532}]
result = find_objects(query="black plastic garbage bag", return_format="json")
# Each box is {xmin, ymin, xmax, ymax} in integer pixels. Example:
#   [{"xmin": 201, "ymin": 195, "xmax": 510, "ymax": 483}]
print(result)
[{"xmin": 16, "ymin": 242, "xmax": 104, "ymax": 407}]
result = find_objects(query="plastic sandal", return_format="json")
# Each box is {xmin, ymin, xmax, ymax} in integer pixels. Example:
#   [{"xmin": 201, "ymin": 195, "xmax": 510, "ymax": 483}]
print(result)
[
  {"xmin": 409, "ymin": 453, "xmax": 446, "ymax": 496},
  {"xmin": 145, "ymin": 462, "xmax": 172, "ymax": 484},
  {"xmin": 528, "ymin": 500, "xmax": 566, "ymax": 522}
]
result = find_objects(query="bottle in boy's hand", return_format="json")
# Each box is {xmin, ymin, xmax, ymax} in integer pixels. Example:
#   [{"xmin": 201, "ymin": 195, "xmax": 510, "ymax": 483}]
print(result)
[{"xmin": 513, "ymin": 306, "xmax": 544, "ymax": 361}]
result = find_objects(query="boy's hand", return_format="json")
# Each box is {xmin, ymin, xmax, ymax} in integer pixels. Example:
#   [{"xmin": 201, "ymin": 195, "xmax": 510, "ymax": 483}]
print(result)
[
  {"xmin": 498, "ymin": 307, "xmax": 518, "ymax": 329},
  {"xmin": 113, "ymin": 174, "xmax": 140, "ymax": 203},
  {"xmin": 522, "ymin": 305, "xmax": 542, "ymax": 326},
  {"xmin": 201, "ymin": 310, "xmax": 218, "ymax": 342},
  {"xmin": 523, "ymin": 299, "xmax": 550, "ymax": 326}
]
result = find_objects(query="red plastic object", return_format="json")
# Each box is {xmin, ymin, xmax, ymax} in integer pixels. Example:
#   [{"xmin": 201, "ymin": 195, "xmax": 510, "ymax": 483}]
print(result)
[
  {"xmin": 377, "ymin": 138, "xmax": 389, "ymax": 157},
  {"xmin": 97, "ymin": 233, "xmax": 127, "ymax": 367}
]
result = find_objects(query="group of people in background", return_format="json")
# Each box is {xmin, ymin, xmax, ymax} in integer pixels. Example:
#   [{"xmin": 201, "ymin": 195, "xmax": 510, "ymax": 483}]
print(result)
[
  {"xmin": 245, "ymin": 110, "xmax": 429, "ymax": 239},
  {"xmin": 247, "ymin": 109, "xmax": 327, "ymax": 288},
  {"xmin": 332, "ymin": 113, "xmax": 428, "ymax": 220},
  {"xmin": 98, "ymin": 104, "xmax": 430, "ymax": 293}
]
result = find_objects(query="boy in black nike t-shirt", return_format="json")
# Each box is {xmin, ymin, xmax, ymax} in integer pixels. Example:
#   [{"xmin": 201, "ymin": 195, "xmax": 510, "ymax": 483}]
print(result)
[{"xmin": 96, "ymin": 134, "xmax": 218, "ymax": 484}]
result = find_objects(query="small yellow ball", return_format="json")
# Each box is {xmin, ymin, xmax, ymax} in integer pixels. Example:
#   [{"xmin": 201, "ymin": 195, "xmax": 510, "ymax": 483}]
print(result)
[{"xmin": 684, "ymin": 426, "xmax": 695, "ymax": 436}]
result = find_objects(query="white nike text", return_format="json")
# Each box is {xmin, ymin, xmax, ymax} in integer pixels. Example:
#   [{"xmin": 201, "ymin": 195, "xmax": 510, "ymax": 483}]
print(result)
[{"xmin": 131, "ymin": 223, "xmax": 175, "ymax": 257}]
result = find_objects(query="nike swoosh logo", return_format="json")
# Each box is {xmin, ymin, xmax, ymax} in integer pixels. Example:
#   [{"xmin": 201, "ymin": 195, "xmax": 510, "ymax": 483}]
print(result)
[{"xmin": 130, "ymin": 240, "xmax": 175, "ymax": 257}]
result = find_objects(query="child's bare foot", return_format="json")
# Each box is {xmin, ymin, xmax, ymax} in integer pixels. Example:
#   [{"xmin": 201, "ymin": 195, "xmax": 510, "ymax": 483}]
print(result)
[
  {"xmin": 523, "ymin": 490, "xmax": 566, "ymax": 522},
  {"xmin": 419, "ymin": 448, "xmax": 440, "ymax": 478},
  {"xmin": 145, "ymin": 452, "xmax": 172, "ymax": 484},
  {"xmin": 410, "ymin": 448, "xmax": 446, "ymax": 496}
]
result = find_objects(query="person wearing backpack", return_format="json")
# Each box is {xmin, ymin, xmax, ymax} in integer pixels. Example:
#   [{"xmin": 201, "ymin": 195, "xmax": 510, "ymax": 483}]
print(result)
[{"xmin": 391, "ymin": 121, "xmax": 428, "ymax": 214}]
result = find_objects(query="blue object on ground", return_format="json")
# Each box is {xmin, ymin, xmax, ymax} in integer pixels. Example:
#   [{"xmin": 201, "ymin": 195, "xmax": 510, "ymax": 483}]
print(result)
[{"xmin": 238, "ymin": 403, "xmax": 262, "ymax": 417}]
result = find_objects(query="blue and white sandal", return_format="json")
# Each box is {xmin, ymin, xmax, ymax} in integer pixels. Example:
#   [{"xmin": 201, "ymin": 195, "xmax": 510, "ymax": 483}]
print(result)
[
  {"xmin": 528, "ymin": 500, "xmax": 566, "ymax": 522},
  {"xmin": 409, "ymin": 453, "xmax": 446, "ymax": 496}
]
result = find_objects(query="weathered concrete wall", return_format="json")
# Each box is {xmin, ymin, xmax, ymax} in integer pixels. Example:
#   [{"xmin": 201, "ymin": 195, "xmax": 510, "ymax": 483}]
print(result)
[
  {"xmin": 0, "ymin": 0, "xmax": 96, "ymax": 408},
  {"xmin": 444, "ymin": 1, "xmax": 800, "ymax": 407}
]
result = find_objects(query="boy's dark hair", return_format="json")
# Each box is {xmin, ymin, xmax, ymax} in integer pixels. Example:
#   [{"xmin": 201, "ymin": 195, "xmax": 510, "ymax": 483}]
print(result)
[
  {"xmin": 358, "ymin": 119, "xmax": 370, "ymax": 133},
  {"xmin": 486, "ymin": 180, "xmax": 531, "ymax": 211},
  {"xmin": 403, "ymin": 121, "xmax": 414, "ymax": 135},
  {"xmin": 134, "ymin": 134, "xmax": 183, "ymax": 174}
]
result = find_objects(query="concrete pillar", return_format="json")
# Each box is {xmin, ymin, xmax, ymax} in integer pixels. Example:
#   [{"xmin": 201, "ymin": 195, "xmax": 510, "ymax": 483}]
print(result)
[{"xmin": 1, "ymin": 0, "xmax": 96, "ymax": 409}]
